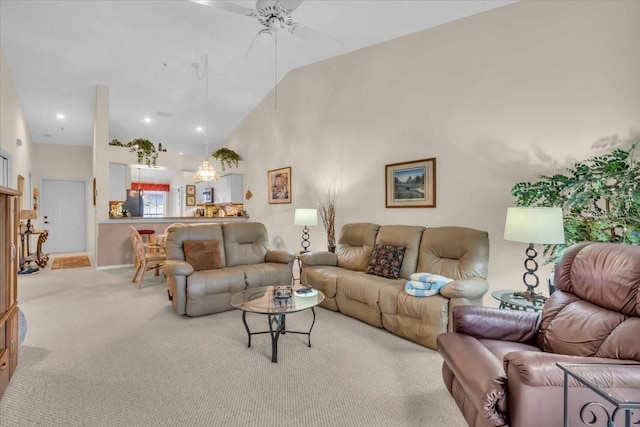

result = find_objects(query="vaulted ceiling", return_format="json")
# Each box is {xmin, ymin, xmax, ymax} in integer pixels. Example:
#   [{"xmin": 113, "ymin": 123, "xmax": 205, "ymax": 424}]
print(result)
[{"xmin": 0, "ymin": 0, "xmax": 515, "ymax": 157}]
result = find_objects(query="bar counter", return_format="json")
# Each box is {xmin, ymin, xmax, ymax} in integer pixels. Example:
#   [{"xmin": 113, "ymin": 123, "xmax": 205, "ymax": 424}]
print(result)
[{"xmin": 97, "ymin": 216, "xmax": 249, "ymax": 268}]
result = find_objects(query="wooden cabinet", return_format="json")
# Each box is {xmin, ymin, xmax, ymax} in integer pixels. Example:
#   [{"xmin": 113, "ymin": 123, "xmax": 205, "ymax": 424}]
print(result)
[{"xmin": 0, "ymin": 185, "xmax": 20, "ymax": 400}]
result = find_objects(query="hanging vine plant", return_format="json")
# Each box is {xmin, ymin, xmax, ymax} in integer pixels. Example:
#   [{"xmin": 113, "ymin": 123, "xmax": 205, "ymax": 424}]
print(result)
[
  {"xmin": 110, "ymin": 138, "xmax": 159, "ymax": 167},
  {"xmin": 211, "ymin": 147, "xmax": 240, "ymax": 171}
]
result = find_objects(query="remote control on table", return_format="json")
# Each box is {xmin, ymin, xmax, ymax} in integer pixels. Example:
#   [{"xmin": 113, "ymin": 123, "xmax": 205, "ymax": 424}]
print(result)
[{"xmin": 298, "ymin": 286, "xmax": 313, "ymax": 293}]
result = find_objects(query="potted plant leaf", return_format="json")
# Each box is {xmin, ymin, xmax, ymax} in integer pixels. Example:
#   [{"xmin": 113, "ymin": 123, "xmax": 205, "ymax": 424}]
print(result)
[
  {"xmin": 110, "ymin": 138, "xmax": 159, "ymax": 167},
  {"xmin": 211, "ymin": 147, "xmax": 240, "ymax": 171},
  {"xmin": 511, "ymin": 140, "xmax": 640, "ymax": 264}
]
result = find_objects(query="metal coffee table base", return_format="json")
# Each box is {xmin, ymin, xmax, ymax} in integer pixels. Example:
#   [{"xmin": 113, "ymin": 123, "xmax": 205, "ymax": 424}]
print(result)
[{"xmin": 241, "ymin": 308, "xmax": 317, "ymax": 363}]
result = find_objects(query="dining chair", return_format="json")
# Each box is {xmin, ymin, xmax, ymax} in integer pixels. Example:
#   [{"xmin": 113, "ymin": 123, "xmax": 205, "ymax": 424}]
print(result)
[
  {"xmin": 130, "ymin": 226, "xmax": 166, "ymax": 289},
  {"xmin": 155, "ymin": 223, "xmax": 187, "ymax": 247}
]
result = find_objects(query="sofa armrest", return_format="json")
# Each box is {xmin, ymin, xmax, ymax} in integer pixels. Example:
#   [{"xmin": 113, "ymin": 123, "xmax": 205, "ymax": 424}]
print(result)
[
  {"xmin": 440, "ymin": 277, "xmax": 489, "ymax": 300},
  {"xmin": 452, "ymin": 305, "xmax": 541, "ymax": 343},
  {"xmin": 265, "ymin": 249, "xmax": 295, "ymax": 264},
  {"xmin": 163, "ymin": 260, "xmax": 194, "ymax": 276},
  {"xmin": 437, "ymin": 333, "xmax": 508, "ymax": 426},
  {"xmin": 300, "ymin": 251, "xmax": 337, "ymax": 267},
  {"xmin": 505, "ymin": 352, "xmax": 640, "ymax": 387}
]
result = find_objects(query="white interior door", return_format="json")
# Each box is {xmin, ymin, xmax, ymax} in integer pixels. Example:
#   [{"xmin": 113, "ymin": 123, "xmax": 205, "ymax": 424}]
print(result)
[{"xmin": 41, "ymin": 179, "xmax": 86, "ymax": 253}]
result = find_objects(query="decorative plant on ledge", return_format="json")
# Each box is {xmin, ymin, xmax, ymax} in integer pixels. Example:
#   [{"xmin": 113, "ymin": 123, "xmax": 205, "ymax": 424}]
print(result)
[
  {"xmin": 211, "ymin": 147, "xmax": 240, "ymax": 171},
  {"xmin": 511, "ymin": 140, "xmax": 640, "ymax": 264},
  {"xmin": 318, "ymin": 184, "xmax": 338, "ymax": 252},
  {"xmin": 110, "ymin": 138, "xmax": 159, "ymax": 167}
]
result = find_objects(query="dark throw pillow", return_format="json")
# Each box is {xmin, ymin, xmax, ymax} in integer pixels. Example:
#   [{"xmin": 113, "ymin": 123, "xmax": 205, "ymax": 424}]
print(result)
[
  {"xmin": 183, "ymin": 240, "xmax": 222, "ymax": 271},
  {"xmin": 366, "ymin": 244, "xmax": 406, "ymax": 279}
]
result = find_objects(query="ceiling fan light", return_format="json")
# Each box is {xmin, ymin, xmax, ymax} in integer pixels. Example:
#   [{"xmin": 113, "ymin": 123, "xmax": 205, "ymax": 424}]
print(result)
[
  {"xmin": 193, "ymin": 160, "xmax": 221, "ymax": 183},
  {"xmin": 268, "ymin": 16, "xmax": 282, "ymax": 32}
]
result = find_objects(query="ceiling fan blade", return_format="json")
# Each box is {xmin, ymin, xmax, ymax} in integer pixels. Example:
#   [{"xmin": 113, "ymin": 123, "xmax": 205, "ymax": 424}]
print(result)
[
  {"xmin": 277, "ymin": 0, "xmax": 305, "ymax": 12},
  {"xmin": 292, "ymin": 22, "xmax": 343, "ymax": 48},
  {"xmin": 189, "ymin": 0, "xmax": 255, "ymax": 17}
]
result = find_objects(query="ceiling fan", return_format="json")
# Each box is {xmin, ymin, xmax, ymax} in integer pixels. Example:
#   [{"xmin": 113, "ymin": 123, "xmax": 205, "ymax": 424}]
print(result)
[{"xmin": 190, "ymin": 0, "xmax": 338, "ymax": 52}]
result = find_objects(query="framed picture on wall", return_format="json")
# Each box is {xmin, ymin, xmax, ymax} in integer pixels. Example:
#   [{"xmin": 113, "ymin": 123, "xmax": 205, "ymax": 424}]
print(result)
[
  {"xmin": 186, "ymin": 195, "xmax": 196, "ymax": 206},
  {"xmin": 385, "ymin": 158, "xmax": 436, "ymax": 208},
  {"xmin": 267, "ymin": 166, "xmax": 291, "ymax": 204},
  {"xmin": 186, "ymin": 185, "xmax": 195, "ymax": 196}
]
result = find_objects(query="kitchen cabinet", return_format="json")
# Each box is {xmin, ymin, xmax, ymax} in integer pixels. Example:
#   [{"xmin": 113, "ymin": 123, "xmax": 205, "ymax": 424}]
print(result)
[
  {"xmin": 0, "ymin": 186, "xmax": 20, "ymax": 400},
  {"xmin": 109, "ymin": 163, "xmax": 127, "ymax": 201},
  {"xmin": 213, "ymin": 174, "xmax": 243, "ymax": 203}
]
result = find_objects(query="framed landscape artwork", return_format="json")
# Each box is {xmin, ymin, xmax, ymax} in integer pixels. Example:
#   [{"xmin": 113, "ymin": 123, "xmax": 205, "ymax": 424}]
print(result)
[
  {"xmin": 385, "ymin": 158, "xmax": 436, "ymax": 208},
  {"xmin": 268, "ymin": 166, "xmax": 291, "ymax": 204}
]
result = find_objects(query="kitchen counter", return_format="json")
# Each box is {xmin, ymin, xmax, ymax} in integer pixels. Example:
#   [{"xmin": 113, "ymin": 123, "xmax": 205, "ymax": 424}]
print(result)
[
  {"xmin": 97, "ymin": 216, "xmax": 249, "ymax": 268},
  {"xmin": 101, "ymin": 216, "xmax": 249, "ymax": 223}
]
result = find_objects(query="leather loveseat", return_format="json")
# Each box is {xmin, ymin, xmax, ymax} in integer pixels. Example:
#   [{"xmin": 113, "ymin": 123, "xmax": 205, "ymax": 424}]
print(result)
[
  {"xmin": 300, "ymin": 223, "xmax": 490, "ymax": 349},
  {"xmin": 163, "ymin": 222, "xmax": 294, "ymax": 317},
  {"xmin": 436, "ymin": 242, "xmax": 640, "ymax": 427}
]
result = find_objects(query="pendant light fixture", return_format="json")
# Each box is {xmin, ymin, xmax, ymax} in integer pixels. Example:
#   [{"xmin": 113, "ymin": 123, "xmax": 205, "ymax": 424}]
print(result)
[{"xmin": 193, "ymin": 55, "xmax": 221, "ymax": 183}]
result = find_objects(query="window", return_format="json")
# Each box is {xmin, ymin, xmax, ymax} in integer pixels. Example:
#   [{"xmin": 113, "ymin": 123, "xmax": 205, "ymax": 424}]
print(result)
[{"xmin": 143, "ymin": 191, "xmax": 166, "ymax": 217}]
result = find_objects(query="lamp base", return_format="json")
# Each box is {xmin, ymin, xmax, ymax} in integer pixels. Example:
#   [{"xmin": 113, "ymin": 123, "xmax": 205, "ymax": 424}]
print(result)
[
  {"xmin": 300, "ymin": 226, "xmax": 311, "ymax": 253},
  {"xmin": 515, "ymin": 243, "xmax": 547, "ymax": 303}
]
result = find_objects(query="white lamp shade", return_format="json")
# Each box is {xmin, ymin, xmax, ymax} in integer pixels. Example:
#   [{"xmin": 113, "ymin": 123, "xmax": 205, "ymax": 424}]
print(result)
[
  {"xmin": 504, "ymin": 207, "xmax": 565, "ymax": 244},
  {"xmin": 294, "ymin": 208, "xmax": 318, "ymax": 226}
]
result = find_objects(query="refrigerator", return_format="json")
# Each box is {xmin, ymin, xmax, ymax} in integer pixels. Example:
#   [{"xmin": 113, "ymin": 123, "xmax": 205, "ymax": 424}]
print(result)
[{"xmin": 123, "ymin": 189, "xmax": 144, "ymax": 217}]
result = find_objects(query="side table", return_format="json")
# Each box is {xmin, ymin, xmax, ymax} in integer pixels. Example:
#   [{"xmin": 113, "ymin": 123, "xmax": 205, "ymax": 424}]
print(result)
[
  {"xmin": 19, "ymin": 229, "xmax": 49, "ymax": 272},
  {"xmin": 557, "ymin": 363, "xmax": 640, "ymax": 427},
  {"xmin": 491, "ymin": 289, "xmax": 546, "ymax": 312}
]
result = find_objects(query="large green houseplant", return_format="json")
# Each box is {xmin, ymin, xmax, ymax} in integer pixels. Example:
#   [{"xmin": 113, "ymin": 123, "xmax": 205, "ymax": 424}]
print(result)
[{"xmin": 511, "ymin": 141, "xmax": 640, "ymax": 264}]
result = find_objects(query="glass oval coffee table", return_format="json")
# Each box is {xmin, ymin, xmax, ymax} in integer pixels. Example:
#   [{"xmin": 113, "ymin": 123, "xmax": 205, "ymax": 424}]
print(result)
[{"xmin": 230, "ymin": 286, "xmax": 325, "ymax": 363}]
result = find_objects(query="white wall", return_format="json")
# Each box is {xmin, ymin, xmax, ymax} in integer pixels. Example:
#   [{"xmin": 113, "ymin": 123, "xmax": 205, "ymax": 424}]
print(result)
[
  {"xmin": 0, "ymin": 47, "xmax": 35, "ymax": 198},
  {"xmin": 224, "ymin": 1, "xmax": 640, "ymax": 304}
]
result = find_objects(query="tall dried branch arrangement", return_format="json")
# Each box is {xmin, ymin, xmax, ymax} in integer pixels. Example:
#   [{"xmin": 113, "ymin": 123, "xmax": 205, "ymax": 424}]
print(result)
[{"xmin": 318, "ymin": 185, "xmax": 338, "ymax": 249}]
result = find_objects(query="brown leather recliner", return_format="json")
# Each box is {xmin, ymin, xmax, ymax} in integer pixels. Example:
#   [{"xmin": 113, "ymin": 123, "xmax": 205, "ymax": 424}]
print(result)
[{"xmin": 436, "ymin": 242, "xmax": 640, "ymax": 427}]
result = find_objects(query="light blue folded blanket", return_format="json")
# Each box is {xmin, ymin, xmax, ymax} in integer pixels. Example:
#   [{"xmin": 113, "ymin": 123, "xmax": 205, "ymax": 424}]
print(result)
[{"xmin": 405, "ymin": 274, "xmax": 453, "ymax": 297}]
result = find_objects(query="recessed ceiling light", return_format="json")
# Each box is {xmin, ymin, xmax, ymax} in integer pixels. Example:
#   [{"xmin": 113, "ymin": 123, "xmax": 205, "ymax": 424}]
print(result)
[
  {"xmin": 56, "ymin": 113, "xmax": 65, "ymax": 119},
  {"xmin": 196, "ymin": 126, "xmax": 204, "ymax": 132},
  {"xmin": 143, "ymin": 117, "xmax": 152, "ymax": 123},
  {"xmin": 179, "ymin": 152, "xmax": 183, "ymax": 155}
]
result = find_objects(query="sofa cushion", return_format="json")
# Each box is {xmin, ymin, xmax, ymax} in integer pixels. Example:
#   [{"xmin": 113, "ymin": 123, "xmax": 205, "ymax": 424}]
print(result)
[
  {"xmin": 222, "ymin": 222, "xmax": 269, "ymax": 267},
  {"xmin": 336, "ymin": 223, "xmax": 380, "ymax": 271},
  {"xmin": 183, "ymin": 240, "xmax": 222, "ymax": 271},
  {"xmin": 165, "ymin": 223, "xmax": 226, "ymax": 266},
  {"xmin": 367, "ymin": 244, "xmax": 405, "ymax": 279},
  {"xmin": 417, "ymin": 226, "xmax": 489, "ymax": 280},
  {"xmin": 375, "ymin": 225, "xmax": 425, "ymax": 279}
]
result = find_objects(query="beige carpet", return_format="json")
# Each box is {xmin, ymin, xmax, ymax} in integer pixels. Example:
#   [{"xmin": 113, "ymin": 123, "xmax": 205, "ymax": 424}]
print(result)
[
  {"xmin": 1, "ymin": 267, "xmax": 466, "ymax": 427},
  {"xmin": 51, "ymin": 255, "xmax": 91, "ymax": 270}
]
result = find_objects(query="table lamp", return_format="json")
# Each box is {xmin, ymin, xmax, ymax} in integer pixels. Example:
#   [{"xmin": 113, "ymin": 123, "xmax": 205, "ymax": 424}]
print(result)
[
  {"xmin": 294, "ymin": 208, "xmax": 318, "ymax": 253},
  {"xmin": 504, "ymin": 207, "xmax": 565, "ymax": 301},
  {"xmin": 20, "ymin": 209, "xmax": 37, "ymax": 233}
]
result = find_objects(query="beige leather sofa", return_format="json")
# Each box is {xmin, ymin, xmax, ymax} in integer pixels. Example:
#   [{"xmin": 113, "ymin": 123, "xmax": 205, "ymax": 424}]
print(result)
[
  {"xmin": 163, "ymin": 222, "xmax": 295, "ymax": 317},
  {"xmin": 300, "ymin": 223, "xmax": 490, "ymax": 349}
]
